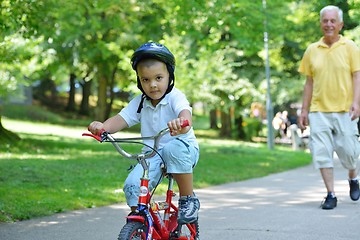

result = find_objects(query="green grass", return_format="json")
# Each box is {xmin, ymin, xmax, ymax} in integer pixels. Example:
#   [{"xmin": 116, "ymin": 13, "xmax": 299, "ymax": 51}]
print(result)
[
  {"xmin": 0, "ymin": 131, "xmax": 141, "ymax": 222},
  {"xmin": 195, "ymin": 139, "xmax": 309, "ymax": 185},
  {"xmin": 0, "ymin": 104, "xmax": 311, "ymax": 222},
  {"xmin": 1, "ymin": 103, "xmax": 93, "ymax": 127}
]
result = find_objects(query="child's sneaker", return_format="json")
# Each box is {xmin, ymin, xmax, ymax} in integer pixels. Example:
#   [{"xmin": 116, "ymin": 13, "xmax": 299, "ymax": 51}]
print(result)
[{"xmin": 177, "ymin": 195, "xmax": 200, "ymax": 224}]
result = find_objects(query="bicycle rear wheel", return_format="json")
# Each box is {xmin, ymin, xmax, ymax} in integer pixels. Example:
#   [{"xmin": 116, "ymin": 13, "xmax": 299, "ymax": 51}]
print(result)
[{"xmin": 118, "ymin": 222, "xmax": 147, "ymax": 240}]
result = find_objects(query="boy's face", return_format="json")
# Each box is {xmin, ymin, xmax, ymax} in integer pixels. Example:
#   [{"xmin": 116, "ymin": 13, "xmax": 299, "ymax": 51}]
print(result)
[{"xmin": 137, "ymin": 59, "xmax": 170, "ymax": 106}]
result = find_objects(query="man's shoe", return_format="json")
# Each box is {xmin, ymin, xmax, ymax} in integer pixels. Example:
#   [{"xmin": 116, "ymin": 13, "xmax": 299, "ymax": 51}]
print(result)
[
  {"xmin": 349, "ymin": 179, "xmax": 360, "ymax": 201},
  {"xmin": 321, "ymin": 193, "xmax": 337, "ymax": 210},
  {"xmin": 178, "ymin": 195, "xmax": 200, "ymax": 225}
]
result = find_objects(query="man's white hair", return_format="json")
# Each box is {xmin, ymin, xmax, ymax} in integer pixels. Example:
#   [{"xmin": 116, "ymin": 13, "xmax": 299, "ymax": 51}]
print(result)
[{"xmin": 320, "ymin": 5, "xmax": 343, "ymax": 23}]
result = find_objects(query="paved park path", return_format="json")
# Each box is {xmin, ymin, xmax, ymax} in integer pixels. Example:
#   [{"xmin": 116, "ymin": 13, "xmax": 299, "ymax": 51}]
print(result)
[{"xmin": 1, "ymin": 159, "xmax": 360, "ymax": 240}]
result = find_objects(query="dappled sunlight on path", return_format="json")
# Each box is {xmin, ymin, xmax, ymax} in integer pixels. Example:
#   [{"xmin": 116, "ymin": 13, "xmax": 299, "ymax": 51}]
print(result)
[{"xmin": 3, "ymin": 118, "xmax": 138, "ymax": 139}]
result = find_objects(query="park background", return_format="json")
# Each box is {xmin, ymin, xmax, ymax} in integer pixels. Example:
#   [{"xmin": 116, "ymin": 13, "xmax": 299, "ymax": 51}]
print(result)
[{"xmin": 0, "ymin": 0, "xmax": 359, "ymax": 222}]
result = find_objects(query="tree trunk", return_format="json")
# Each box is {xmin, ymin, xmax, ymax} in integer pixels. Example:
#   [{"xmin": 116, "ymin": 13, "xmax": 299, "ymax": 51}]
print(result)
[
  {"xmin": 96, "ymin": 75, "xmax": 108, "ymax": 121},
  {"xmin": 105, "ymin": 66, "xmax": 117, "ymax": 119},
  {"xmin": 0, "ymin": 115, "xmax": 21, "ymax": 145},
  {"xmin": 65, "ymin": 73, "xmax": 77, "ymax": 112},
  {"xmin": 235, "ymin": 115, "xmax": 246, "ymax": 140},
  {"xmin": 220, "ymin": 110, "xmax": 231, "ymax": 137},
  {"xmin": 79, "ymin": 79, "xmax": 92, "ymax": 116},
  {"xmin": 209, "ymin": 109, "xmax": 218, "ymax": 129}
]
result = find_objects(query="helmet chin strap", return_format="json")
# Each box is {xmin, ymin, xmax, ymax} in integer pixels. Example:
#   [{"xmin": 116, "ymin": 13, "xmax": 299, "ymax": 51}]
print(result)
[
  {"xmin": 136, "ymin": 94, "xmax": 146, "ymax": 113},
  {"xmin": 136, "ymin": 79, "xmax": 174, "ymax": 113}
]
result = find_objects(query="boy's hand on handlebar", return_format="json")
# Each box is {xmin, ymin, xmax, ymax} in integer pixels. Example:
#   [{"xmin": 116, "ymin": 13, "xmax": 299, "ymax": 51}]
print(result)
[
  {"xmin": 88, "ymin": 121, "xmax": 105, "ymax": 136},
  {"xmin": 167, "ymin": 118, "xmax": 190, "ymax": 136}
]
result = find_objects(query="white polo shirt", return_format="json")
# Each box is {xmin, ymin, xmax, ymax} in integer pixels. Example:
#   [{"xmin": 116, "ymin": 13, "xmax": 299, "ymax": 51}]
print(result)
[{"xmin": 119, "ymin": 87, "xmax": 198, "ymax": 151}]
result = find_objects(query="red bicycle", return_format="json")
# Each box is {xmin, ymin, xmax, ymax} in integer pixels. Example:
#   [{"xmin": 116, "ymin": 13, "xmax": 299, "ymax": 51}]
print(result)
[{"xmin": 83, "ymin": 120, "xmax": 199, "ymax": 240}]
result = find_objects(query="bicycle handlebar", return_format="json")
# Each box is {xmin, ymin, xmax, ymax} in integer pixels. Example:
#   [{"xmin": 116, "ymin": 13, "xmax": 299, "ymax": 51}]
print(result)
[{"xmin": 82, "ymin": 120, "xmax": 189, "ymax": 160}]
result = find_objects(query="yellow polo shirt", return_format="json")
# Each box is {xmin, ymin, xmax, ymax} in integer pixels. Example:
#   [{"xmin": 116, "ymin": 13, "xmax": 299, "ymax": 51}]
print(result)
[{"xmin": 299, "ymin": 36, "xmax": 360, "ymax": 112}]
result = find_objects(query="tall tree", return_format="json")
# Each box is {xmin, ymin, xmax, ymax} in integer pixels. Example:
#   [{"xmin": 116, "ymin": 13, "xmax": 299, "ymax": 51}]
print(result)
[{"xmin": 1, "ymin": 0, "xmax": 359, "ymax": 140}]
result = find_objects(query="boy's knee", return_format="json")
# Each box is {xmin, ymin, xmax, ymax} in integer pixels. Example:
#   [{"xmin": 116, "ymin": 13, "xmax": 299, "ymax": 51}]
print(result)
[
  {"xmin": 163, "ymin": 139, "xmax": 189, "ymax": 163},
  {"xmin": 162, "ymin": 139, "xmax": 194, "ymax": 173},
  {"xmin": 163, "ymin": 139, "xmax": 187, "ymax": 155}
]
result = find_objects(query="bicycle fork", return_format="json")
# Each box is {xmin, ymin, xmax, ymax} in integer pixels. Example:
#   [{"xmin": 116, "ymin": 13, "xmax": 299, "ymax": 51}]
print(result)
[
  {"xmin": 136, "ymin": 175, "xmax": 176, "ymax": 239},
  {"xmin": 123, "ymin": 156, "xmax": 154, "ymax": 239},
  {"xmin": 130, "ymin": 157, "xmax": 173, "ymax": 239}
]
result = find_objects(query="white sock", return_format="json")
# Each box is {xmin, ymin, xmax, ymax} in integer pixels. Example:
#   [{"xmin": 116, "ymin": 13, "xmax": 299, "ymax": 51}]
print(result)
[{"xmin": 328, "ymin": 192, "xmax": 336, "ymax": 198}]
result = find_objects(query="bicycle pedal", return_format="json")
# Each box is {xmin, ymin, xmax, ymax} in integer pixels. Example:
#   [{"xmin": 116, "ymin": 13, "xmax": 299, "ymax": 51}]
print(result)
[
  {"xmin": 177, "ymin": 236, "xmax": 192, "ymax": 240},
  {"xmin": 173, "ymin": 225, "xmax": 195, "ymax": 240}
]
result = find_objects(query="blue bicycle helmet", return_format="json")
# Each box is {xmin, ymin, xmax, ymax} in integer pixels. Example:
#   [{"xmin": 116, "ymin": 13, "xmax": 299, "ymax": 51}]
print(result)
[{"xmin": 131, "ymin": 42, "xmax": 176, "ymax": 98}]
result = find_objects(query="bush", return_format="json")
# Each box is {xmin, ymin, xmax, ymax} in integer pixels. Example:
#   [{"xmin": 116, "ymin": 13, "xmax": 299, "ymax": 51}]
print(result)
[{"xmin": 242, "ymin": 117, "xmax": 262, "ymax": 141}]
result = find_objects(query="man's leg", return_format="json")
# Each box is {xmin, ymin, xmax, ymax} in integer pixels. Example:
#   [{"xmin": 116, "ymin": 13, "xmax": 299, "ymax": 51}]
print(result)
[
  {"xmin": 348, "ymin": 169, "xmax": 360, "ymax": 201},
  {"xmin": 320, "ymin": 167, "xmax": 337, "ymax": 209},
  {"xmin": 332, "ymin": 113, "xmax": 360, "ymax": 201},
  {"xmin": 320, "ymin": 167, "xmax": 334, "ymax": 193},
  {"xmin": 348, "ymin": 169, "xmax": 357, "ymax": 179}
]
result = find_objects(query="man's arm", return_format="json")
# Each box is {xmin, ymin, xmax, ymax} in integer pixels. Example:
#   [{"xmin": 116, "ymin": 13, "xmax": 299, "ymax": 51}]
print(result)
[
  {"xmin": 299, "ymin": 76, "xmax": 313, "ymax": 130},
  {"xmin": 350, "ymin": 71, "xmax": 360, "ymax": 120}
]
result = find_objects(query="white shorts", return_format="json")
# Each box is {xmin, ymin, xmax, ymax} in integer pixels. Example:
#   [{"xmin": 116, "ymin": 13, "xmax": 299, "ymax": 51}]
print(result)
[{"xmin": 308, "ymin": 112, "xmax": 360, "ymax": 169}]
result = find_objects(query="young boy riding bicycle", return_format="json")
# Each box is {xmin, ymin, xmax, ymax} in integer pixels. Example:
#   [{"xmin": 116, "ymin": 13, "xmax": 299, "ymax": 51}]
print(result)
[{"xmin": 87, "ymin": 42, "xmax": 200, "ymax": 224}]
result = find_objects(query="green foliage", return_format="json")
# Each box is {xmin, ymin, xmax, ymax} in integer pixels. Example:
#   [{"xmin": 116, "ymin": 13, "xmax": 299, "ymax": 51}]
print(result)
[
  {"xmin": 242, "ymin": 117, "xmax": 263, "ymax": 141},
  {"xmin": 0, "ymin": 35, "xmax": 45, "ymax": 100},
  {"xmin": 1, "ymin": 0, "xmax": 359, "ymax": 129}
]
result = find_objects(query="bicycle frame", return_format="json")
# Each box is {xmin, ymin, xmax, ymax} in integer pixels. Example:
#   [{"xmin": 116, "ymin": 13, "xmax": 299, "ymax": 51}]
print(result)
[
  {"xmin": 83, "ymin": 120, "xmax": 198, "ymax": 240},
  {"xmin": 127, "ymin": 167, "xmax": 197, "ymax": 240}
]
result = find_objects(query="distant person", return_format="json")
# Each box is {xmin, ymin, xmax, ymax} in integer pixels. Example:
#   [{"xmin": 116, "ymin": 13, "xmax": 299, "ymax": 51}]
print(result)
[
  {"xmin": 272, "ymin": 112, "xmax": 283, "ymax": 138},
  {"xmin": 280, "ymin": 110, "xmax": 289, "ymax": 138},
  {"xmin": 87, "ymin": 42, "xmax": 200, "ymax": 223},
  {"xmin": 298, "ymin": 5, "xmax": 360, "ymax": 209},
  {"xmin": 288, "ymin": 109, "xmax": 298, "ymax": 126}
]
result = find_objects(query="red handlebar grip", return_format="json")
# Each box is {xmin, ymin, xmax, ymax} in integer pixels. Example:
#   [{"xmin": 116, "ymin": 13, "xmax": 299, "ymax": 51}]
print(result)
[
  {"xmin": 82, "ymin": 133, "xmax": 102, "ymax": 142},
  {"xmin": 87, "ymin": 127, "xmax": 106, "ymax": 136},
  {"xmin": 98, "ymin": 128, "xmax": 106, "ymax": 136},
  {"xmin": 181, "ymin": 119, "xmax": 190, "ymax": 128}
]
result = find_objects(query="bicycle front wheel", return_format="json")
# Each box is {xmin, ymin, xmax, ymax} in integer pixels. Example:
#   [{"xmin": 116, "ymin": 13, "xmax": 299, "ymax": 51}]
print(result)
[{"xmin": 118, "ymin": 222, "xmax": 147, "ymax": 240}]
